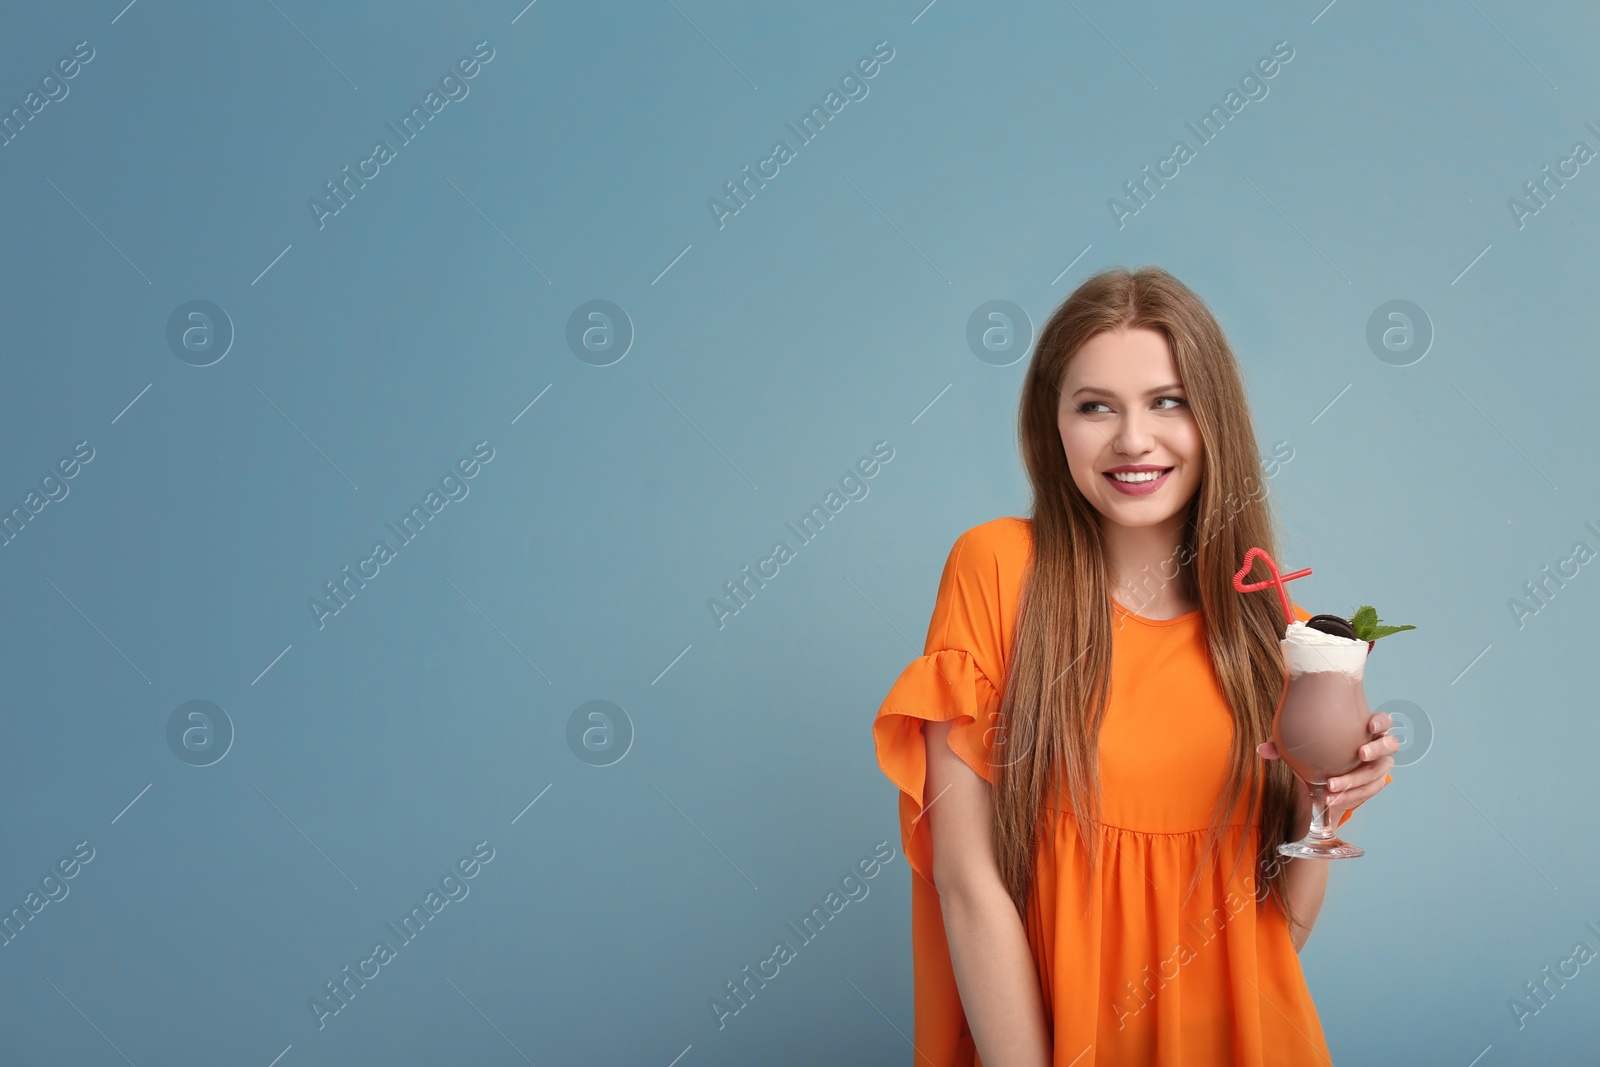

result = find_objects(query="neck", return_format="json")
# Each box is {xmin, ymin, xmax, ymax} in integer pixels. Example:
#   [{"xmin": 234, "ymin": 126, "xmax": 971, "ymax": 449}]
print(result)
[{"xmin": 1101, "ymin": 513, "xmax": 1194, "ymax": 618}]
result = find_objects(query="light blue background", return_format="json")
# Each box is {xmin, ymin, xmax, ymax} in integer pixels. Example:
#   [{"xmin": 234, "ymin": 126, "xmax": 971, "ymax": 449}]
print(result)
[{"xmin": 1, "ymin": 0, "xmax": 1596, "ymax": 1063}]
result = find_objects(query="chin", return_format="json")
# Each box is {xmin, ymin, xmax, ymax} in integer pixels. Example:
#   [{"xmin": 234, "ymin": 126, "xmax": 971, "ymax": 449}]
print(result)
[{"xmin": 1105, "ymin": 506, "xmax": 1185, "ymax": 527}]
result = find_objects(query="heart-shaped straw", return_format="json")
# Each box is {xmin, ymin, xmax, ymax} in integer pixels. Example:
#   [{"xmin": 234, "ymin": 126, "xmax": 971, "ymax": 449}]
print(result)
[{"xmin": 1232, "ymin": 547, "xmax": 1312, "ymax": 627}]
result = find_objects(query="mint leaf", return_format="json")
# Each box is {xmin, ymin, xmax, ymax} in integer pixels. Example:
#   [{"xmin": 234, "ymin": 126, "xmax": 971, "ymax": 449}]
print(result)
[
  {"xmin": 1348, "ymin": 605, "xmax": 1416, "ymax": 642},
  {"xmin": 1367, "ymin": 623, "xmax": 1416, "ymax": 639}
]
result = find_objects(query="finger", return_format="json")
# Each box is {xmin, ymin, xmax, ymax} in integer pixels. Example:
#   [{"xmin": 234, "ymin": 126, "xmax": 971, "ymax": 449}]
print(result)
[
  {"xmin": 1258, "ymin": 741, "xmax": 1280, "ymax": 759},
  {"xmin": 1368, "ymin": 711, "xmax": 1394, "ymax": 735},
  {"xmin": 1327, "ymin": 776, "xmax": 1384, "ymax": 816},
  {"xmin": 1328, "ymin": 770, "xmax": 1386, "ymax": 810},
  {"xmin": 1357, "ymin": 733, "xmax": 1400, "ymax": 762},
  {"xmin": 1328, "ymin": 755, "xmax": 1394, "ymax": 794}
]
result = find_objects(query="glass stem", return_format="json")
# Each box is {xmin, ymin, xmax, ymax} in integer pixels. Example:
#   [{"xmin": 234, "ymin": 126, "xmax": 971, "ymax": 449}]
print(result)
[{"xmin": 1306, "ymin": 781, "xmax": 1333, "ymax": 841}]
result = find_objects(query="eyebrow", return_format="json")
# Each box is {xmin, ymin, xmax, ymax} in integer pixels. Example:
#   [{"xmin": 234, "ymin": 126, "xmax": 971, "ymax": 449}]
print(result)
[{"xmin": 1070, "ymin": 382, "xmax": 1186, "ymax": 399}]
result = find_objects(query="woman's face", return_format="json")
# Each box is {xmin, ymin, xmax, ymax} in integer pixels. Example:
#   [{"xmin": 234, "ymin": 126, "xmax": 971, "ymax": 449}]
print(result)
[{"xmin": 1055, "ymin": 326, "xmax": 1204, "ymax": 533}]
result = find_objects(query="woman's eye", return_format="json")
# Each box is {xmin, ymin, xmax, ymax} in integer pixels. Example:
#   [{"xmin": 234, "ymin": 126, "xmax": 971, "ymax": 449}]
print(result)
[{"xmin": 1075, "ymin": 398, "xmax": 1184, "ymax": 415}]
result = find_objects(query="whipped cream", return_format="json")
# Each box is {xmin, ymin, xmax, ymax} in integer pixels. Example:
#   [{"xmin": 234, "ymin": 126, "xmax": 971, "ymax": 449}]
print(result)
[{"xmin": 1281, "ymin": 620, "xmax": 1367, "ymax": 678}]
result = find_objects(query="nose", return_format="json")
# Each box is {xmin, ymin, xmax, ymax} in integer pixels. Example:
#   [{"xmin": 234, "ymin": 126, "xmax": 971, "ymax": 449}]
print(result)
[{"xmin": 1113, "ymin": 406, "xmax": 1155, "ymax": 458}]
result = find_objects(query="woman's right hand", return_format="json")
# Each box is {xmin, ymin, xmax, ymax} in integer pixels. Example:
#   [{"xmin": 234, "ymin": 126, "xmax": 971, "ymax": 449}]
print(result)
[{"xmin": 926, "ymin": 719, "xmax": 1053, "ymax": 1067}]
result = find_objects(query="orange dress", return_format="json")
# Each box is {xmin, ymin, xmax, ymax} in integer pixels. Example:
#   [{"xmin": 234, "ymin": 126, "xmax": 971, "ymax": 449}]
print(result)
[{"xmin": 873, "ymin": 517, "xmax": 1387, "ymax": 1066}]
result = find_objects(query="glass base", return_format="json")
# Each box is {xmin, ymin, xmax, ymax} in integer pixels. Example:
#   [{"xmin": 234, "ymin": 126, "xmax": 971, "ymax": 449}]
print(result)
[
  {"xmin": 1277, "ymin": 836, "xmax": 1364, "ymax": 860},
  {"xmin": 1279, "ymin": 777, "xmax": 1364, "ymax": 859}
]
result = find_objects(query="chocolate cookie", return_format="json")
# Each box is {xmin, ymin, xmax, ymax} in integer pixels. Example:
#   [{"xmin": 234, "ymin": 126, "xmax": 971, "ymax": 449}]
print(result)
[{"xmin": 1304, "ymin": 613, "xmax": 1357, "ymax": 640}]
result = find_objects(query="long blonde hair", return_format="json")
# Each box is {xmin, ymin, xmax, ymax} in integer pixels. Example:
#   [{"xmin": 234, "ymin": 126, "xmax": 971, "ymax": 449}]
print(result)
[{"xmin": 992, "ymin": 266, "xmax": 1303, "ymax": 926}]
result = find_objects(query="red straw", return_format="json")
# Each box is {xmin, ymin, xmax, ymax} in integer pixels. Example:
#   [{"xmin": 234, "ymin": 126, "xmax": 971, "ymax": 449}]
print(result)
[{"xmin": 1232, "ymin": 547, "xmax": 1312, "ymax": 627}]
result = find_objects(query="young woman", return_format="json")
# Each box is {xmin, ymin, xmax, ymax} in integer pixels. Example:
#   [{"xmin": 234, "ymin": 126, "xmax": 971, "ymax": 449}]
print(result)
[{"xmin": 872, "ymin": 267, "xmax": 1398, "ymax": 1065}]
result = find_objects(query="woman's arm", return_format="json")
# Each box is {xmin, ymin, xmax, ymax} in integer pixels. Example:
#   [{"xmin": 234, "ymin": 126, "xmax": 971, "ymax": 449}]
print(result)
[
  {"xmin": 924, "ymin": 719, "xmax": 1052, "ymax": 1067},
  {"xmin": 1282, "ymin": 855, "xmax": 1330, "ymax": 952},
  {"xmin": 1262, "ymin": 714, "xmax": 1399, "ymax": 951},
  {"xmin": 1277, "ymin": 785, "xmax": 1327, "ymax": 952}
]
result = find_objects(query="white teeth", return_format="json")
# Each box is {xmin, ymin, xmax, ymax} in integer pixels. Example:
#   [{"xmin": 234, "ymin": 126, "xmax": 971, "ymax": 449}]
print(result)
[{"xmin": 1109, "ymin": 469, "xmax": 1167, "ymax": 483}]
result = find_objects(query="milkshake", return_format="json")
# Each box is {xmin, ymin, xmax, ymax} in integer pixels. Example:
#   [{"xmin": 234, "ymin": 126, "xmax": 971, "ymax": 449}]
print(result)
[
  {"xmin": 1274, "ymin": 621, "xmax": 1372, "ymax": 786},
  {"xmin": 1231, "ymin": 546, "xmax": 1417, "ymax": 861}
]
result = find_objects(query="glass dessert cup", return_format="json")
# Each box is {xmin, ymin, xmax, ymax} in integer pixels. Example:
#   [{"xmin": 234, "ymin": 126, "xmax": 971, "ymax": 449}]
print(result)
[
  {"xmin": 1273, "ymin": 633, "xmax": 1373, "ymax": 860},
  {"xmin": 1232, "ymin": 547, "xmax": 1405, "ymax": 861}
]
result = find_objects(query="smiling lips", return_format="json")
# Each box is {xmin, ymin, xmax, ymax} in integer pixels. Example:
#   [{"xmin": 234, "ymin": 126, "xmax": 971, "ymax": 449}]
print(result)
[{"xmin": 1103, "ymin": 464, "xmax": 1174, "ymax": 496}]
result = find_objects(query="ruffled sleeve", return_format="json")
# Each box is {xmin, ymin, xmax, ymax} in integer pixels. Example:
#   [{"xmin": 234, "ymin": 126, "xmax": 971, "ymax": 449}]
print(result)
[
  {"xmin": 872, "ymin": 527, "xmax": 1012, "ymax": 886},
  {"xmin": 1288, "ymin": 602, "xmax": 1392, "ymax": 829}
]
